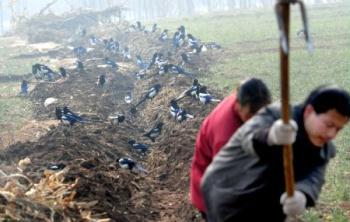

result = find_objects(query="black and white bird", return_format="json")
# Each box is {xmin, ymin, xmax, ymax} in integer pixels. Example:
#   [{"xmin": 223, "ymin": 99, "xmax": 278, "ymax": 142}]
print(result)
[
  {"xmin": 146, "ymin": 84, "xmax": 161, "ymax": 99},
  {"xmin": 176, "ymin": 109, "xmax": 194, "ymax": 122},
  {"xmin": 169, "ymin": 100, "xmax": 193, "ymax": 122},
  {"xmin": 135, "ymin": 69, "xmax": 147, "ymax": 80},
  {"xmin": 122, "ymin": 47, "xmax": 131, "ymax": 60},
  {"xmin": 117, "ymin": 157, "xmax": 148, "ymax": 174},
  {"xmin": 185, "ymin": 79, "xmax": 201, "ymax": 98},
  {"xmin": 143, "ymin": 122, "xmax": 163, "ymax": 142},
  {"xmin": 109, "ymin": 113, "xmax": 125, "ymax": 125},
  {"xmin": 160, "ymin": 64, "xmax": 192, "ymax": 77},
  {"xmin": 198, "ymin": 86, "xmax": 220, "ymax": 104},
  {"xmin": 124, "ymin": 92, "xmax": 133, "ymax": 104},
  {"xmin": 159, "ymin": 29, "xmax": 168, "ymax": 42},
  {"xmin": 104, "ymin": 57, "xmax": 118, "ymax": 68},
  {"xmin": 73, "ymin": 46, "xmax": 87, "ymax": 58},
  {"xmin": 128, "ymin": 140, "xmax": 149, "ymax": 153},
  {"xmin": 55, "ymin": 107, "xmax": 85, "ymax": 126},
  {"xmin": 59, "ymin": 67, "xmax": 67, "ymax": 78},
  {"xmin": 151, "ymin": 23, "xmax": 157, "ymax": 33},
  {"xmin": 96, "ymin": 74, "xmax": 106, "ymax": 88},
  {"xmin": 32, "ymin": 64, "xmax": 56, "ymax": 81},
  {"xmin": 170, "ymin": 99, "xmax": 180, "ymax": 118},
  {"xmin": 187, "ymin": 34, "xmax": 199, "ymax": 49},
  {"xmin": 136, "ymin": 55, "xmax": 149, "ymax": 69},
  {"xmin": 181, "ymin": 53, "xmax": 192, "ymax": 66},
  {"xmin": 89, "ymin": 35, "xmax": 101, "ymax": 46},
  {"xmin": 76, "ymin": 60, "xmax": 84, "ymax": 71}
]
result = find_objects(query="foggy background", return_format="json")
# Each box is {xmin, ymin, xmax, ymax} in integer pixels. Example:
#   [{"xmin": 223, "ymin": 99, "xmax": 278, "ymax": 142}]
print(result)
[{"xmin": 0, "ymin": 0, "xmax": 343, "ymax": 35}]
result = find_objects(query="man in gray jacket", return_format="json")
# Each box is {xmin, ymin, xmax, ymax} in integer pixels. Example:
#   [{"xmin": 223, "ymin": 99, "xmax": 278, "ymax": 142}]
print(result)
[{"xmin": 201, "ymin": 85, "xmax": 350, "ymax": 222}]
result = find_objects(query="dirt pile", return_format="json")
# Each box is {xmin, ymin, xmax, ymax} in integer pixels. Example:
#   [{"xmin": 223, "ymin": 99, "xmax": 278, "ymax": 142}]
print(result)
[{"xmin": 0, "ymin": 21, "xmax": 223, "ymax": 221}]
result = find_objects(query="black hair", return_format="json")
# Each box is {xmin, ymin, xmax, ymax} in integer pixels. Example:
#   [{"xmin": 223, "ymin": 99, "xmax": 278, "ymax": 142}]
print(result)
[
  {"xmin": 304, "ymin": 85, "xmax": 350, "ymax": 117},
  {"xmin": 237, "ymin": 78, "xmax": 271, "ymax": 114}
]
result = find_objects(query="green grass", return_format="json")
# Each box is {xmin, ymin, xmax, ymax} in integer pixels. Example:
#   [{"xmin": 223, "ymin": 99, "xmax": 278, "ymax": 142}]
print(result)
[
  {"xmin": 159, "ymin": 2, "xmax": 350, "ymax": 221},
  {"xmin": 0, "ymin": 37, "xmax": 37, "ymax": 75}
]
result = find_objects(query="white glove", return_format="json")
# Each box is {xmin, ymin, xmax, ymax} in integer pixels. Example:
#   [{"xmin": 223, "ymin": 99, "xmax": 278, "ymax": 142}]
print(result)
[
  {"xmin": 280, "ymin": 190, "xmax": 307, "ymax": 216},
  {"xmin": 267, "ymin": 119, "xmax": 298, "ymax": 146}
]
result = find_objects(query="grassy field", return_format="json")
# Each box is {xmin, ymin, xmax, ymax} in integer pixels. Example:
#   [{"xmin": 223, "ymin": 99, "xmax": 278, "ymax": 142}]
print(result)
[
  {"xmin": 159, "ymin": 2, "xmax": 350, "ymax": 221},
  {"xmin": 0, "ymin": 37, "xmax": 35, "ymax": 135}
]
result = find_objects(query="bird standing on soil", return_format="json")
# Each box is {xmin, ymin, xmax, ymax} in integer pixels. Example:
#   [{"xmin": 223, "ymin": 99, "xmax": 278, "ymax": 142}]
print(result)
[
  {"xmin": 122, "ymin": 47, "xmax": 131, "ymax": 60},
  {"xmin": 104, "ymin": 57, "xmax": 118, "ymax": 69},
  {"xmin": 159, "ymin": 29, "xmax": 168, "ymax": 42},
  {"xmin": 128, "ymin": 140, "xmax": 149, "ymax": 153},
  {"xmin": 176, "ymin": 109, "xmax": 194, "ymax": 122},
  {"xmin": 197, "ymin": 86, "xmax": 221, "ymax": 104},
  {"xmin": 124, "ymin": 92, "xmax": 133, "ymax": 104},
  {"xmin": 143, "ymin": 122, "xmax": 163, "ymax": 142},
  {"xmin": 32, "ymin": 64, "xmax": 56, "ymax": 81},
  {"xmin": 136, "ymin": 55, "xmax": 149, "ymax": 69},
  {"xmin": 109, "ymin": 114, "xmax": 125, "ymax": 125},
  {"xmin": 20, "ymin": 80, "xmax": 29, "ymax": 96},
  {"xmin": 181, "ymin": 53, "xmax": 192, "ymax": 66},
  {"xmin": 59, "ymin": 67, "xmax": 67, "ymax": 78},
  {"xmin": 117, "ymin": 157, "xmax": 148, "ymax": 174},
  {"xmin": 170, "ymin": 99, "xmax": 180, "ymax": 118},
  {"xmin": 96, "ymin": 74, "xmax": 106, "ymax": 88},
  {"xmin": 151, "ymin": 23, "xmax": 157, "ymax": 33},
  {"xmin": 76, "ymin": 60, "xmax": 84, "ymax": 71},
  {"xmin": 55, "ymin": 106, "xmax": 85, "ymax": 126},
  {"xmin": 73, "ymin": 46, "xmax": 87, "ymax": 58}
]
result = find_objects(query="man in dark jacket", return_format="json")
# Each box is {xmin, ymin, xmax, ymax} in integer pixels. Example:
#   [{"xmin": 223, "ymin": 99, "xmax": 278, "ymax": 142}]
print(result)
[
  {"xmin": 190, "ymin": 78, "xmax": 271, "ymax": 217},
  {"xmin": 201, "ymin": 85, "xmax": 350, "ymax": 222}
]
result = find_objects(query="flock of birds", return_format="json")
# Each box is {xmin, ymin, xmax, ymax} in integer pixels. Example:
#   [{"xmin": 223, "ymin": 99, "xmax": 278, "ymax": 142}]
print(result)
[{"xmin": 23, "ymin": 21, "xmax": 222, "ymax": 173}]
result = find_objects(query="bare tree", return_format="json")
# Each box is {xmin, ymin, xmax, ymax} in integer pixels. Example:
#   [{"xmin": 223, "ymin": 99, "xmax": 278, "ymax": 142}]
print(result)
[{"xmin": 38, "ymin": 0, "xmax": 59, "ymax": 15}]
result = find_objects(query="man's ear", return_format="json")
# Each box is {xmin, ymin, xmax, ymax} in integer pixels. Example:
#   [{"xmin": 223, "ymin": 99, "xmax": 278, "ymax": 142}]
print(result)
[{"xmin": 304, "ymin": 104, "xmax": 314, "ymax": 118}]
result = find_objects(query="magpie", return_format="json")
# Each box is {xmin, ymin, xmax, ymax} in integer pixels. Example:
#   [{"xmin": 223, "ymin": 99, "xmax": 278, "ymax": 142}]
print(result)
[
  {"xmin": 20, "ymin": 80, "xmax": 29, "ymax": 96},
  {"xmin": 146, "ymin": 84, "xmax": 161, "ymax": 99},
  {"xmin": 122, "ymin": 47, "xmax": 131, "ymax": 60},
  {"xmin": 187, "ymin": 34, "xmax": 199, "ymax": 49},
  {"xmin": 89, "ymin": 35, "xmax": 101, "ymax": 46},
  {"xmin": 135, "ymin": 69, "xmax": 147, "ymax": 80},
  {"xmin": 56, "ymin": 107, "xmax": 84, "ymax": 126},
  {"xmin": 198, "ymin": 86, "xmax": 221, "ymax": 104},
  {"xmin": 76, "ymin": 60, "xmax": 84, "ymax": 71},
  {"xmin": 96, "ymin": 74, "xmax": 106, "ymax": 88},
  {"xmin": 151, "ymin": 23, "xmax": 157, "ymax": 33},
  {"xmin": 73, "ymin": 46, "xmax": 87, "ymax": 58},
  {"xmin": 48, "ymin": 163, "xmax": 66, "ymax": 171},
  {"xmin": 124, "ymin": 92, "xmax": 133, "ymax": 104},
  {"xmin": 161, "ymin": 64, "xmax": 193, "ymax": 77},
  {"xmin": 159, "ymin": 29, "xmax": 168, "ymax": 42},
  {"xmin": 117, "ymin": 157, "xmax": 148, "ymax": 174},
  {"xmin": 181, "ymin": 53, "xmax": 192, "ymax": 66},
  {"xmin": 173, "ymin": 31, "xmax": 184, "ymax": 49},
  {"xmin": 32, "ymin": 64, "xmax": 56, "ymax": 80},
  {"xmin": 176, "ymin": 109, "xmax": 194, "ymax": 122},
  {"xmin": 136, "ymin": 55, "xmax": 149, "ymax": 69},
  {"xmin": 128, "ymin": 140, "xmax": 149, "ymax": 153},
  {"xmin": 104, "ymin": 57, "xmax": 118, "ymax": 69},
  {"xmin": 59, "ymin": 67, "xmax": 67, "ymax": 78},
  {"xmin": 178, "ymin": 25, "xmax": 186, "ymax": 38},
  {"xmin": 143, "ymin": 122, "xmax": 163, "ymax": 142},
  {"xmin": 170, "ymin": 99, "xmax": 180, "ymax": 118},
  {"xmin": 109, "ymin": 113, "xmax": 125, "ymax": 125},
  {"xmin": 186, "ymin": 79, "xmax": 201, "ymax": 98},
  {"xmin": 136, "ymin": 21, "xmax": 144, "ymax": 31}
]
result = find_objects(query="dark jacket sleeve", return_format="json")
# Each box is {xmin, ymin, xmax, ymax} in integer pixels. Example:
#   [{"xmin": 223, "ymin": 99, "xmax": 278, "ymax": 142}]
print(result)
[{"xmin": 296, "ymin": 143, "xmax": 336, "ymax": 206}]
